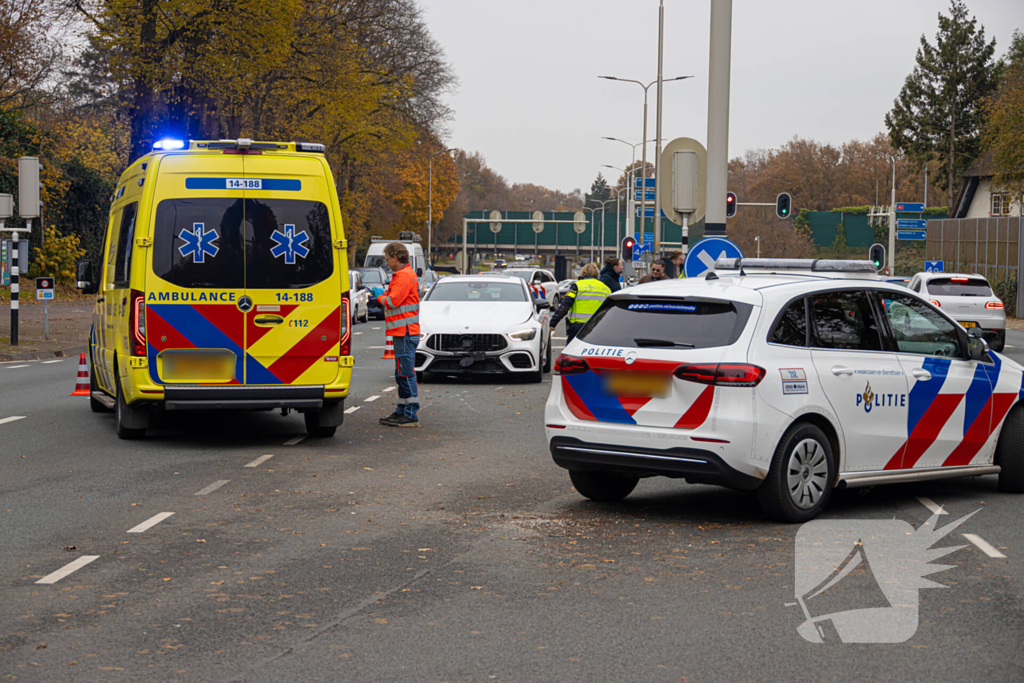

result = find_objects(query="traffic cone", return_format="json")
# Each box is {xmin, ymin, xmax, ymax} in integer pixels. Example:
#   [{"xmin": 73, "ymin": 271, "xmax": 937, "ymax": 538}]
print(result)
[
  {"xmin": 381, "ymin": 336, "xmax": 395, "ymax": 360},
  {"xmin": 70, "ymin": 352, "xmax": 91, "ymax": 397}
]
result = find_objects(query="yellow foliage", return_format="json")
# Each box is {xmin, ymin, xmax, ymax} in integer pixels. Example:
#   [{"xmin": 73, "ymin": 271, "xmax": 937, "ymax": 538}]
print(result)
[{"xmin": 31, "ymin": 227, "xmax": 86, "ymax": 285}]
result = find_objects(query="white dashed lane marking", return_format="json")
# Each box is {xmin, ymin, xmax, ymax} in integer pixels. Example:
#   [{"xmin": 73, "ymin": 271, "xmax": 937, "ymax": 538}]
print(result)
[
  {"xmin": 35, "ymin": 556, "xmax": 100, "ymax": 585},
  {"xmin": 382, "ymin": 387, "xmax": 395, "ymax": 393},
  {"xmin": 0, "ymin": 416, "xmax": 27, "ymax": 426},
  {"xmin": 42, "ymin": 360, "xmax": 64, "ymax": 364},
  {"xmin": 364, "ymin": 395, "xmax": 380, "ymax": 402},
  {"xmin": 127, "ymin": 512, "xmax": 175, "ymax": 534},
  {"xmin": 344, "ymin": 406, "xmax": 361, "ymax": 414},
  {"xmin": 244, "ymin": 454, "xmax": 275, "ymax": 468},
  {"xmin": 962, "ymin": 534, "xmax": 1007, "ymax": 558},
  {"xmin": 916, "ymin": 496, "xmax": 948, "ymax": 515},
  {"xmin": 194, "ymin": 480, "xmax": 230, "ymax": 496},
  {"xmin": 5, "ymin": 365, "xmax": 29, "ymax": 369},
  {"xmin": 284, "ymin": 436, "xmax": 306, "ymax": 446}
]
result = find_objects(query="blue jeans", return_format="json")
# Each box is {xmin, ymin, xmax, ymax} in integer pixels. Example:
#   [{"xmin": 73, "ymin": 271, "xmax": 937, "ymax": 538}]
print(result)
[{"xmin": 392, "ymin": 334, "xmax": 420, "ymax": 419}]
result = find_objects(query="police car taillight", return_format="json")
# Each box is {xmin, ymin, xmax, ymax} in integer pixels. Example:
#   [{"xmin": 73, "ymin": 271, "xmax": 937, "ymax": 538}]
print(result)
[
  {"xmin": 339, "ymin": 292, "xmax": 351, "ymax": 356},
  {"xmin": 674, "ymin": 363, "xmax": 765, "ymax": 387},
  {"xmin": 129, "ymin": 289, "xmax": 146, "ymax": 356},
  {"xmin": 554, "ymin": 354, "xmax": 589, "ymax": 375}
]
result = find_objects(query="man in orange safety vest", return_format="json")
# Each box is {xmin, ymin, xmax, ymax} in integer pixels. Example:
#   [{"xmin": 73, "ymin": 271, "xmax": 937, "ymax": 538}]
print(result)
[{"xmin": 377, "ymin": 242, "xmax": 421, "ymax": 427}]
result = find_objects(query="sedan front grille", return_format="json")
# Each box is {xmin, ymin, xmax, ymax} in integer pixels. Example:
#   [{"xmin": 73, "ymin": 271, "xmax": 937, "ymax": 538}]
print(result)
[{"xmin": 427, "ymin": 333, "xmax": 508, "ymax": 353}]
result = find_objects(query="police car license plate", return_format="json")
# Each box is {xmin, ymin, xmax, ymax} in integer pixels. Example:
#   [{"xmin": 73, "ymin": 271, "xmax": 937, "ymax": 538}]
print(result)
[
  {"xmin": 160, "ymin": 350, "xmax": 236, "ymax": 382},
  {"xmin": 604, "ymin": 372, "xmax": 671, "ymax": 398},
  {"xmin": 961, "ymin": 321, "xmax": 978, "ymax": 328}
]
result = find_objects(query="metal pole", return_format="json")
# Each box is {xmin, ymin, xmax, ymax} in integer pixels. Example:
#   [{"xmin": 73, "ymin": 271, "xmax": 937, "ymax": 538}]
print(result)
[
  {"xmin": 10, "ymin": 220, "xmax": 26, "ymax": 345},
  {"xmin": 462, "ymin": 217, "xmax": 468, "ymax": 274},
  {"xmin": 705, "ymin": 0, "xmax": 733, "ymax": 237},
  {"xmin": 640, "ymin": 90, "xmax": 649, "ymax": 241},
  {"xmin": 889, "ymin": 156, "xmax": 896, "ymax": 276},
  {"xmin": 43, "ymin": 300, "xmax": 48, "ymax": 340},
  {"xmin": 654, "ymin": 0, "xmax": 665, "ymax": 252},
  {"xmin": 924, "ymin": 164, "xmax": 928, "ymax": 209},
  {"xmin": 428, "ymin": 155, "xmax": 433, "ymax": 266}
]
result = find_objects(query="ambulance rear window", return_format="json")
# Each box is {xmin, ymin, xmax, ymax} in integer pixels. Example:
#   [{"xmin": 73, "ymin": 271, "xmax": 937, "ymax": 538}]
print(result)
[
  {"xmin": 577, "ymin": 298, "xmax": 753, "ymax": 349},
  {"xmin": 246, "ymin": 199, "xmax": 334, "ymax": 289},
  {"xmin": 153, "ymin": 198, "xmax": 245, "ymax": 288}
]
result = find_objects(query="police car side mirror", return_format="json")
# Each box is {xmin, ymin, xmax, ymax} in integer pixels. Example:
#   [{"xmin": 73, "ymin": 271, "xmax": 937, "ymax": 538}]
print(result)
[
  {"xmin": 535, "ymin": 299, "xmax": 551, "ymax": 311},
  {"xmin": 76, "ymin": 260, "xmax": 99, "ymax": 295},
  {"xmin": 967, "ymin": 328, "xmax": 989, "ymax": 360}
]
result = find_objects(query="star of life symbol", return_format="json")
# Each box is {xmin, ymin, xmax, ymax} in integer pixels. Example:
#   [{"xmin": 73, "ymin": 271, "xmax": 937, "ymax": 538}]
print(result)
[
  {"xmin": 178, "ymin": 222, "xmax": 219, "ymax": 263},
  {"xmin": 270, "ymin": 223, "xmax": 310, "ymax": 265},
  {"xmin": 789, "ymin": 509, "xmax": 977, "ymax": 643}
]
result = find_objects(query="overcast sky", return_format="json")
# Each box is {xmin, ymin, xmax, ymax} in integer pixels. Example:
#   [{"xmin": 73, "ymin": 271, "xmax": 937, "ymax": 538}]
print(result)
[{"xmin": 419, "ymin": 0, "xmax": 1023, "ymax": 193}]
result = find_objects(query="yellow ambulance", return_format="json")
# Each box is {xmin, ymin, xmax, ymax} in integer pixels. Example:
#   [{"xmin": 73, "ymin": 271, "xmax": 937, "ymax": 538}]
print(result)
[{"xmin": 76, "ymin": 139, "xmax": 353, "ymax": 439}]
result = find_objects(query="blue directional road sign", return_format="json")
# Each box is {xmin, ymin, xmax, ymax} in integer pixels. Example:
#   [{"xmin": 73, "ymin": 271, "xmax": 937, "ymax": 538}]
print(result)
[
  {"xmin": 683, "ymin": 237, "xmax": 744, "ymax": 278},
  {"xmin": 896, "ymin": 219, "xmax": 927, "ymax": 230},
  {"xmin": 636, "ymin": 207, "xmax": 667, "ymax": 218},
  {"xmin": 634, "ymin": 178, "xmax": 656, "ymax": 188},
  {"xmin": 925, "ymin": 260, "xmax": 944, "ymax": 273},
  {"xmin": 634, "ymin": 189, "xmax": 656, "ymax": 201},
  {"xmin": 896, "ymin": 203, "xmax": 925, "ymax": 212},
  {"xmin": 897, "ymin": 230, "xmax": 927, "ymax": 241}
]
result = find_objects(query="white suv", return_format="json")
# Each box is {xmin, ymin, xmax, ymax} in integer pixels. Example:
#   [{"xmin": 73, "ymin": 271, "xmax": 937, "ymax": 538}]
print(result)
[
  {"xmin": 908, "ymin": 272, "xmax": 1006, "ymax": 351},
  {"xmin": 545, "ymin": 259, "xmax": 1024, "ymax": 522}
]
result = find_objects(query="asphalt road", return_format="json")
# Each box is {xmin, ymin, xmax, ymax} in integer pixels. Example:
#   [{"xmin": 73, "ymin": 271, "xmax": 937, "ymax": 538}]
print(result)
[{"xmin": 1, "ymin": 327, "xmax": 1023, "ymax": 681}]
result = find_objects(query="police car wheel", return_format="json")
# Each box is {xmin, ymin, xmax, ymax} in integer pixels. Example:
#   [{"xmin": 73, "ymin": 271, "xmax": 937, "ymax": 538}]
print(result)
[
  {"xmin": 568, "ymin": 470, "xmax": 639, "ymax": 503},
  {"xmin": 996, "ymin": 404, "xmax": 1024, "ymax": 493},
  {"xmin": 89, "ymin": 348, "xmax": 111, "ymax": 414},
  {"xmin": 115, "ymin": 373, "xmax": 147, "ymax": 440},
  {"xmin": 757, "ymin": 422, "xmax": 835, "ymax": 523}
]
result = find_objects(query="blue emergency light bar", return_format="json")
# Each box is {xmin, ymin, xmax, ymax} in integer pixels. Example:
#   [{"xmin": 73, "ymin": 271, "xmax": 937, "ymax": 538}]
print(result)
[{"xmin": 152, "ymin": 138, "xmax": 186, "ymax": 151}]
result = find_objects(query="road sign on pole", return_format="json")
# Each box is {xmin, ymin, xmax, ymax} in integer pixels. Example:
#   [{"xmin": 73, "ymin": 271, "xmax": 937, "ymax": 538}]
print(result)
[
  {"xmin": 489, "ymin": 210, "xmax": 501, "ymax": 234},
  {"xmin": 925, "ymin": 260, "xmax": 944, "ymax": 273},
  {"xmin": 531, "ymin": 210, "xmax": 544, "ymax": 234},
  {"xmin": 896, "ymin": 203, "xmax": 925, "ymax": 212},
  {"xmin": 634, "ymin": 178, "xmax": 657, "ymax": 188},
  {"xmin": 683, "ymin": 237, "xmax": 743, "ymax": 278},
  {"xmin": 896, "ymin": 230, "xmax": 927, "ymax": 241},
  {"xmin": 634, "ymin": 189, "xmax": 656, "ymax": 202},
  {"xmin": 896, "ymin": 219, "xmax": 927, "ymax": 230},
  {"xmin": 659, "ymin": 137, "xmax": 707, "ymax": 236}
]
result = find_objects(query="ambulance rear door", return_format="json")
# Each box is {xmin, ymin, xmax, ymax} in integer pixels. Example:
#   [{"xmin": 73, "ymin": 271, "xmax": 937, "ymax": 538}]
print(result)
[{"xmin": 241, "ymin": 154, "xmax": 343, "ymax": 387}]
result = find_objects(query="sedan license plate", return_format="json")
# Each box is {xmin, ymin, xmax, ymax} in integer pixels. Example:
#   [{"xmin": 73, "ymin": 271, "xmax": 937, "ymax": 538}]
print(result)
[
  {"xmin": 603, "ymin": 372, "xmax": 671, "ymax": 398},
  {"xmin": 960, "ymin": 321, "xmax": 978, "ymax": 328}
]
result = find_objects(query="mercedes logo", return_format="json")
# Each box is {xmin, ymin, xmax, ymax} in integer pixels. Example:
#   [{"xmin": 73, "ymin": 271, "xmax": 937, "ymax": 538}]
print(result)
[
  {"xmin": 625, "ymin": 351, "xmax": 637, "ymax": 365},
  {"xmin": 237, "ymin": 296, "xmax": 253, "ymax": 312}
]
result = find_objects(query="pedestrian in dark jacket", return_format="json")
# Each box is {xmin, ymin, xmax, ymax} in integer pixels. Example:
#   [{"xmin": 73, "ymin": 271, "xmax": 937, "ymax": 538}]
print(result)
[{"xmin": 599, "ymin": 258, "xmax": 623, "ymax": 293}]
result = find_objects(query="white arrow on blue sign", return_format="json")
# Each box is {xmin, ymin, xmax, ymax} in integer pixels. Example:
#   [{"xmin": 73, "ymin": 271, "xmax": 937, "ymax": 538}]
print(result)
[
  {"xmin": 896, "ymin": 219, "xmax": 927, "ymax": 230},
  {"xmin": 925, "ymin": 260, "xmax": 944, "ymax": 273},
  {"xmin": 683, "ymin": 237, "xmax": 744, "ymax": 278},
  {"xmin": 636, "ymin": 207, "xmax": 666, "ymax": 218}
]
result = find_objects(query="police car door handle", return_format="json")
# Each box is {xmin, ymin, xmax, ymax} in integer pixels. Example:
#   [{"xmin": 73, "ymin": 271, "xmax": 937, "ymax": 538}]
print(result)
[
  {"xmin": 830, "ymin": 365, "xmax": 854, "ymax": 377},
  {"xmin": 911, "ymin": 368, "xmax": 932, "ymax": 380},
  {"xmin": 254, "ymin": 315, "xmax": 284, "ymax": 326}
]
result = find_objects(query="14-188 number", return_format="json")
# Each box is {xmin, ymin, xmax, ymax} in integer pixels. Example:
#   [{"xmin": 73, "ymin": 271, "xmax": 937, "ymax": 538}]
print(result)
[{"xmin": 276, "ymin": 292, "xmax": 314, "ymax": 302}]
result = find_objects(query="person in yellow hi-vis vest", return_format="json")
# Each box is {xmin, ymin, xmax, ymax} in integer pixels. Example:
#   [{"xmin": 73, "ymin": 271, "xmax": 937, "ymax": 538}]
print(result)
[{"xmin": 548, "ymin": 262, "xmax": 612, "ymax": 343}]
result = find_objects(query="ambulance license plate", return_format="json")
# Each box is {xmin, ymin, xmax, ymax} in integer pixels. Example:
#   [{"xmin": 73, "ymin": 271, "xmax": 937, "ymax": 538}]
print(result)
[
  {"xmin": 604, "ymin": 372, "xmax": 671, "ymax": 398},
  {"xmin": 160, "ymin": 350, "xmax": 236, "ymax": 382}
]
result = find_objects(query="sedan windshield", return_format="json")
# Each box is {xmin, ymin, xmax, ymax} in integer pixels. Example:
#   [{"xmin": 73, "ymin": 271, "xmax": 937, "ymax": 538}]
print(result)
[
  {"xmin": 427, "ymin": 281, "xmax": 527, "ymax": 302},
  {"xmin": 356, "ymin": 269, "xmax": 384, "ymax": 284}
]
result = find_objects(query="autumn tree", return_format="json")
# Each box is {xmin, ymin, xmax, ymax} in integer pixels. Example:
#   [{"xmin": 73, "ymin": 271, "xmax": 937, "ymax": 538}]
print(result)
[
  {"xmin": 885, "ymin": 0, "xmax": 999, "ymax": 209},
  {"xmin": 983, "ymin": 30, "xmax": 1024, "ymax": 209}
]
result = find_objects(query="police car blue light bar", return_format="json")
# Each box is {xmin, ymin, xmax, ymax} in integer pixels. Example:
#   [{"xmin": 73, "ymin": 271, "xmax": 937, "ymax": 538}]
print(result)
[
  {"xmin": 153, "ymin": 138, "xmax": 186, "ymax": 151},
  {"xmin": 715, "ymin": 258, "xmax": 878, "ymax": 273}
]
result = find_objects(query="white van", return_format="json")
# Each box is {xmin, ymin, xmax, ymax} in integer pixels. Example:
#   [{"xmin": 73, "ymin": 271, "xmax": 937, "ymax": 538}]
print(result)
[{"xmin": 364, "ymin": 232, "xmax": 425, "ymax": 275}]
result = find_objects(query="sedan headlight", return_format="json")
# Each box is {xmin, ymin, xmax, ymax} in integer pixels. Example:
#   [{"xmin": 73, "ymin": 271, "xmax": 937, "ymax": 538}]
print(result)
[{"xmin": 508, "ymin": 328, "xmax": 537, "ymax": 341}]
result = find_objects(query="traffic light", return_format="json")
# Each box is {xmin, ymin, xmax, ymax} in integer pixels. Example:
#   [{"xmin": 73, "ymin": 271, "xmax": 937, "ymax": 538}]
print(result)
[
  {"xmin": 621, "ymin": 235, "xmax": 637, "ymax": 258},
  {"xmin": 869, "ymin": 243, "xmax": 885, "ymax": 272},
  {"xmin": 725, "ymin": 192, "xmax": 737, "ymax": 218},
  {"xmin": 776, "ymin": 192, "xmax": 792, "ymax": 219}
]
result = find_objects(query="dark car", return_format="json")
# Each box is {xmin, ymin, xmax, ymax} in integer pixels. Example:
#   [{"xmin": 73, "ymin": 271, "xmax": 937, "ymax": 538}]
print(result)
[{"xmin": 353, "ymin": 267, "xmax": 391, "ymax": 319}]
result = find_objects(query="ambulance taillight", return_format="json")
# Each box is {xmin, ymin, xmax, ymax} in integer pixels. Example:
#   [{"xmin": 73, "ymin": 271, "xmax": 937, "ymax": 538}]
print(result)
[
  {"xmin": 339, "ymin": 292, "xmax": 351, "ymax": 356},
  {"xmin": 130, "ymin": 289, "xmax": 146, "ymax": 356}
]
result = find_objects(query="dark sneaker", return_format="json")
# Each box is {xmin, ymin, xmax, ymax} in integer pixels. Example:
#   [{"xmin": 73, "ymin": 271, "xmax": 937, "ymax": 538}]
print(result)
[
  {"xmin": 389, "ymin": 415, "xmax": 419, "ymax": 428},
  {"xmin": 379, "ymin": 412, "xmax": 402, "ymax": 425}
]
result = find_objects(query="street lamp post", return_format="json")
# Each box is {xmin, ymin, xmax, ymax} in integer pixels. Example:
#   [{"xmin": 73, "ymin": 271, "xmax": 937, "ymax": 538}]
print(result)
[
  {"xmin": 597, "ymin": 198, "xmax": 617, "ymax": 263},
  {"xmin": 754, "ymin": 236, "xmax": 760, "ymax": 258},
  {"xmin": 599, "ymin": 74, "xmax": 692, "ymax": 253},
  {"xmin": 888, "ymin": 155, "xmax": 897, "ymax": 276},
  {"xmin": 602, "ymin": 138, "xmax": 661, "ymax": 241},
  {"xmin": 580, "ymin": 207, "xmax": 598, "ymax": 262},
  {"xmin": 428, "ymin": 147, "xmax": 457, "ymax": 266}
]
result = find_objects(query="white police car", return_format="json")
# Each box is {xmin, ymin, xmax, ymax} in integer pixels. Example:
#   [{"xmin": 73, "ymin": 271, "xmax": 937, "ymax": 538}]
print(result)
[{"xmin": 545, "ymin": 258, "xmax": 1024, "ymax": 522}]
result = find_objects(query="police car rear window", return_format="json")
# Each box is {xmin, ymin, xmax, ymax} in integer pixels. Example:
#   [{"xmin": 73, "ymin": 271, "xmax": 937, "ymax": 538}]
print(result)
[{"xmin": 577, "ymin": 298, "xmax": 753, "ymax": 349}]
